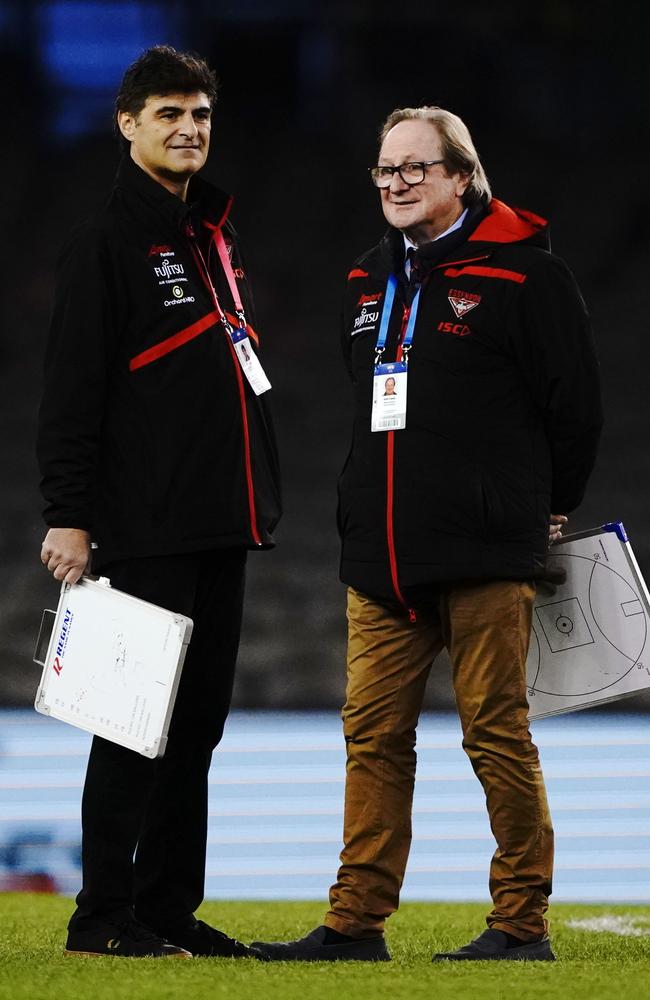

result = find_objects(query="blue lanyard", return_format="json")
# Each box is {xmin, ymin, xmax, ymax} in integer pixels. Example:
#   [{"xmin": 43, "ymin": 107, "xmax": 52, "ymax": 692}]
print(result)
[{"xmin": 375, "ymin": 274, "xmax": 421, "ymax": 362}]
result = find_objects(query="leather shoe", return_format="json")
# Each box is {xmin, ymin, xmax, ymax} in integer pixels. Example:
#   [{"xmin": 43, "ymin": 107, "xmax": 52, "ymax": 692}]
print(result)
[
  {"xmin": 433, "ymin": 928, "xmax": 555, "ymax": 961},
  {"xmin": 250, "ymin": 924, "xmax": 390, "ymax": 962},
  {"xmin": 153, "ymin": 918, "xmax": 262, "ymax": 959},
  {"xmin": 65, "ymin": 918, "xmax": 192, "ymax": 958}
]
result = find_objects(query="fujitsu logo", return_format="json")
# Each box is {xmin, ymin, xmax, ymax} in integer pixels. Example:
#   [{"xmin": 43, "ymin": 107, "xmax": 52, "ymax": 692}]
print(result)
[
  {"xmin": 53, "ymin": 607, "xmax": 73, "ymax": 674},
  {"xmin": 154, "ymin": 260, "xmax": 185, "ymax": 278},
  {"xmin": 354, "ymin": 306, "xmax": 379, "ymax": 330}
]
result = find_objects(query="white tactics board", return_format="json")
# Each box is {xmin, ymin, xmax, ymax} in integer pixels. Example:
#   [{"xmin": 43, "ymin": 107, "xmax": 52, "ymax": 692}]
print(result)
[
  {"xmin": 527, "ymin": 522, "xmax": 650, "ymax": 719},
  {"xmin": 34, "ymin": 577, "xmax": 193, "ymax": 757}
]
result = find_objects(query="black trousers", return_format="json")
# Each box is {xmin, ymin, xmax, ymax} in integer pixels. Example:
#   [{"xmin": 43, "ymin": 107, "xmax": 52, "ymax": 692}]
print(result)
[{"xmin": 68, "ymin": 548, "xmax": 247, "ymax": 933}]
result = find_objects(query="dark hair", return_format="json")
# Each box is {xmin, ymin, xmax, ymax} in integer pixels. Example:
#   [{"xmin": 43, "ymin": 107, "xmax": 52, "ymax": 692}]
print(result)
[{"xmin": 114, "ymin": 45, "xmax": 219, "ymax": 148}]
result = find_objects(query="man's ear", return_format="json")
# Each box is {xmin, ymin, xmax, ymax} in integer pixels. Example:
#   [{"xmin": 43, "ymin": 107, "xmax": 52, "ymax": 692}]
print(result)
[
  {"xmin": 455, "ymin": 172, "xmax": 471, "ymax": 199},
  {"xmin": 117, "ymin": 110, "xmax": 137, "ymax": 143}
]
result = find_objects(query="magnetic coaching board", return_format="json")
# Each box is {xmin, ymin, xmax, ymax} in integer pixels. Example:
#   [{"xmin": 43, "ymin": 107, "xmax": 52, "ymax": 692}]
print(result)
[
  {"xmin": 526, "ymin": 522, "xmax": 650, "ymax": 719},
  {"xmin": 34, "ymin": 576, "xmax": 193, "ymax": 758}
]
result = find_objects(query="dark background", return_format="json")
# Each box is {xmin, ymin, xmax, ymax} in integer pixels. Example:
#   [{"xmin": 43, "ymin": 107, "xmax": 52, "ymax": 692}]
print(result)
[{"xmin": 1, "ymin": 0, "xmax": 648, "ymax": 711}]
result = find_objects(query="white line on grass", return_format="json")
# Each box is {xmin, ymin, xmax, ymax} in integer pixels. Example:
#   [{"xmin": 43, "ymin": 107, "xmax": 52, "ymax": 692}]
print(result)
[{"xmin": 566, "ymin": 915, "xmax": 650, "ymax": 936}]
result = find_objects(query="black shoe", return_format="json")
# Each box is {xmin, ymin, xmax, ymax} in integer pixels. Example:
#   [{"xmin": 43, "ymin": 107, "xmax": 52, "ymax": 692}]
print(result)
[
  {"xmin": 153, "ymin": 918, "xmax": 262, "ymax": 959},
  {"xmin": 65, "ymin": 918, "xmax": 192, "ymax": 958},
  {"xmin": 433, "ymin": 928, "xmax": 556, "ymax": 962},
  {"xmin": 250, "ymin": 925, "xmax": 391, "ymax": 962}
]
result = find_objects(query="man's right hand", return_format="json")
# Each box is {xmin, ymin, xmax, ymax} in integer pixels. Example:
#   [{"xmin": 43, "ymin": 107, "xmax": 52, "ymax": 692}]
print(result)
[{"xmin": 40, "ymin": 528, "xmax": 91, "ymax": 584}]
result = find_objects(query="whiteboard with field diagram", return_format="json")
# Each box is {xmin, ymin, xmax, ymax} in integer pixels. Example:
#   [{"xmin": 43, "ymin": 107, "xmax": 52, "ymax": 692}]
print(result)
[{"xmin": 527, "ymin": 523, "xmax": 650, "ymax": 719}]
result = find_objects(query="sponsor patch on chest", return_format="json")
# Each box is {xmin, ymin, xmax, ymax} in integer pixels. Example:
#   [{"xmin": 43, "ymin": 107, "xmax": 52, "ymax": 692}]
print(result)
[
  {"xmin": 352, "ymin": 305, "xmax": 380, "ymax": 336},
  {"xmin": 147, "ymin": 244, "xmax": 194, "ymax": 306},
  {"xmin": 448, "ymin": 288, "xmax": 481, "ymax": 319},
  {"xmin": 351, "ymin": 292, "xmax": 383, "ymax": 336}
]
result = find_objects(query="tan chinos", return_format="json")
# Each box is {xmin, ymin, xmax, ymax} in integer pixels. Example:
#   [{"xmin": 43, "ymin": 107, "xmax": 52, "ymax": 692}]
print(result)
[{"xmin": 325, "ymin": 580, "xmax": 553, "ymax": 941}]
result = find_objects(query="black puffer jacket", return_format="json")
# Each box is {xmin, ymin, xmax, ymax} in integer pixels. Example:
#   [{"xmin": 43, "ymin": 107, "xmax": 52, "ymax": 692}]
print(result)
[
  {"xmin": 38, "ymin": 155, "xmax": 281, "ymax": 566},
  {"xmin": 338, "ymin": 198, "xmax": 602, "ymax": 603}
]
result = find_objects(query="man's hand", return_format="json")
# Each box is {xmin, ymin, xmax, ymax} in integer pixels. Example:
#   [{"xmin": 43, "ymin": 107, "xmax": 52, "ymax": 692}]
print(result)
[
  {"xmin": 40, "ymin": 528, "xmax": 91, "ymax": 584},
  {"xmin": 549, "ymin": 513, "xmax": 568, "ymax": 545}
]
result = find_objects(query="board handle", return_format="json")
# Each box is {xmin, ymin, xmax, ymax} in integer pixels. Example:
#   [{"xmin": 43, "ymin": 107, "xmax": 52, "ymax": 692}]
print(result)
[{"xmin": 33, "ymin": 609, "xmax": 56, "ymax": 666}]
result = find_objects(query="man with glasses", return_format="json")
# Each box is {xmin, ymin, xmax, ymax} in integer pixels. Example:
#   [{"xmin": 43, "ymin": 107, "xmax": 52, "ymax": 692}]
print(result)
[{"xmin": 252, "ymin": 106, "xmax": 602, "ymax": 963}]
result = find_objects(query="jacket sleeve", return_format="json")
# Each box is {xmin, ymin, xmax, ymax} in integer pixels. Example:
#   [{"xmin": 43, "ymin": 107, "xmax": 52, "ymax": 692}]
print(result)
[
  {"xmin": 340, "ymin": 274, "xmax": 356, "ymax": 380},
  {"xmin": 37, "ymin": 225, "xmax": 117, "ymax": 530},
  {"xmin": 508, "ymin": 253, "xmax": 603, "ymax": 513}
]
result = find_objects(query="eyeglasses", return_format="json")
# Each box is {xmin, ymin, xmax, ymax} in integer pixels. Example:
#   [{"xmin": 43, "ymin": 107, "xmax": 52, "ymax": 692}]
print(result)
[{"xmin": 369, "ymin": 160, "xmax": 445, "ymax": 188}]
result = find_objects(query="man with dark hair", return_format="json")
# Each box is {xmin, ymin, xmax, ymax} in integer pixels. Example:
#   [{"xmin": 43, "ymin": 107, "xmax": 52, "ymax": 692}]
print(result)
[
  {"xmin": 38, "ymin": 45, "xmax": 280, "ymax": 959},
  {"xmin": 114, "ymin": 45, "xmax": 218, "ymax": 149},
  {"xmin": 252, "ymin": 105, "xmax": 602, "ymax": 963}
]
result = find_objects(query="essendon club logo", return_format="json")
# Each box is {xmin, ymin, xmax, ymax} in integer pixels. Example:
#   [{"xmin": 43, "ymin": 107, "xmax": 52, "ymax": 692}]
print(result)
[
  {"xmin": 357, "ymin": 291, "xmax": 383, "ymax": 307},
  {"xmin": 448, "ymin": 288, "xmax": 481, "ymax": 319}
]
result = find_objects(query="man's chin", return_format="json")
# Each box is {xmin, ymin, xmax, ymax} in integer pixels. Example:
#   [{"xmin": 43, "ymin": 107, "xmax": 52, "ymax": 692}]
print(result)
[
  {"xmin": 387, "ymin": 208, "xmax": 419, "ymax": 228},
  {"xmin": 160, "ymin": 161, "xmax": 204, "ymax": 181}
]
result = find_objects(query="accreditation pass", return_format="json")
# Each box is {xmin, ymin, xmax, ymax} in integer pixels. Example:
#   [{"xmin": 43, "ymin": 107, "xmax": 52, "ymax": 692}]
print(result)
[
  {"xmin": 371, "ymin": 361, "xmax": 408, "ymax": 432},
  {"xmin": 230, "ymin": 326, "xmax": 272, "ymax": 396}
]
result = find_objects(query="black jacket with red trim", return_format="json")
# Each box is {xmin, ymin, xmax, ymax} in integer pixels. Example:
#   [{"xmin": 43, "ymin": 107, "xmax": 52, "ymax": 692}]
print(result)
[
  {"xmin": 38, "ymin": 154, "xmax": 281, "ymax": 566},
  {"xmin": 338, "ymin": 197, "xmax": 603, "ymax": 601}
]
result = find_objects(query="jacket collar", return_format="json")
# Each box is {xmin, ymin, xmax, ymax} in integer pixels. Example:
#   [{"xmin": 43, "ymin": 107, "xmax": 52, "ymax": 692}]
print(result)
[
  {"xmin": 368, "ymin": 197, "xmax": 552, "ymax": 283},
  {"xmin": 114, "ymin": 154, "xmax": 233, "ymax": 232},
  {"xmin": 378, "ymin": 199, "xmax": 488, "ymax": 276}
]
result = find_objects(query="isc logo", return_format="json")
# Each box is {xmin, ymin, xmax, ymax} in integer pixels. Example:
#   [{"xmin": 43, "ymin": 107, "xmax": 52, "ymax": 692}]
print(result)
[
  {"xmin": 53, "ymin": 657, "xmax": 63, "ymax": 676},
  {"xmin": 438, "ymin": 321, "xmax": 471, "ymax": 337}
]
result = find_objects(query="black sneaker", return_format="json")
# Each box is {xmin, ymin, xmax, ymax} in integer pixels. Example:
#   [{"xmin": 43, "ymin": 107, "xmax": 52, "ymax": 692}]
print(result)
[
  {"xmin": 250, "ymin": 925, "xmax": 391, "ymax": 962},
  {"xmin": 65, "ymin": 918, "xmax": 192, "ymax": 958},
  {"xmin": 433, "ymin": 928, "xmax": 556, "ymax": 962},
  {"xmin": 153, "ymin": 919, "xmax": 262, "ymax": 959}
]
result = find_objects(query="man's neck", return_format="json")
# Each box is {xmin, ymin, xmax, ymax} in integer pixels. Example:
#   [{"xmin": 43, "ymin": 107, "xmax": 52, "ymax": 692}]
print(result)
[
  {"xmin": 130, "ymin": 151, "xmax": 191, "ymax": 201},
  {"xmin": 403, "ymin": 207, "xmax": 468, "ymax": 250}
]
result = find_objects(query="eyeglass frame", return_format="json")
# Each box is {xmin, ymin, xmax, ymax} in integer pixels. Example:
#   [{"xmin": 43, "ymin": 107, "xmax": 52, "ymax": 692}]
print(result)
[{"xmin": 368, "ymin": 159, "xmax": 445, "ymax": 188}]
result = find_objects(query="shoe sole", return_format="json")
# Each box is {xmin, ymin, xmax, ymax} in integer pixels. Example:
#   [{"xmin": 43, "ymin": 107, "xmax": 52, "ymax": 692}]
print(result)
[
  {"xmin": 257, "ymin": 954, "xmax": 390, "ymax": 962},
  {"xmin": 64, "ymin": 949, "xmax": 193, "ymax": 959},
  {"xmin": 251, "ymin": 947, "xmax": 391, "ymax": 962},
  {"xmin": 434, "ymin": 950, "xmax": 555, "ymax": 962}
]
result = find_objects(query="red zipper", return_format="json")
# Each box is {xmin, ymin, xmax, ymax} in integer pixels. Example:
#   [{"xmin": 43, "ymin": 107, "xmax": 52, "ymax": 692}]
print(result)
[
  {"xmin": 223, "ymin": 333, "xmax": 262, "ymax": 546},
  {"xmin": 187, "ymin": 232, "xmax": 262, "ymax": 546},
  {"xmin": 382, "ymin": 254, "xmax": 490, "ymax": 620},
  {"xmin": 385, "ymin": 303, "xmax": 416, "ymax": 622}
]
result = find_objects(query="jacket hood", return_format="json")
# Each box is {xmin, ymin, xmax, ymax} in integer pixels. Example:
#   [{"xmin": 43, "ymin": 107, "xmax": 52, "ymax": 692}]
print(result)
[
  {"xmin": 361, "ymin": 196, "xmax": 550, "ymax": 281},
  {"xmin": 469, "ymin": 198, "xmax": 549, "ymax": 249}
]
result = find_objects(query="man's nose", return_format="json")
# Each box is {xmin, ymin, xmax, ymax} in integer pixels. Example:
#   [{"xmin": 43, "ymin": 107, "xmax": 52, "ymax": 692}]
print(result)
[
  {"xmin": 178, "ymin": 113, "xmax": 199, "ymax": 138},
  {"xmin": 389, "ymin": 169, "xmax": 409, "ymax": 192}
]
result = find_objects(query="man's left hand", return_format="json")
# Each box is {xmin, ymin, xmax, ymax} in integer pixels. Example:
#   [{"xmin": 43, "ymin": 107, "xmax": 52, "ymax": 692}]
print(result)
[{"xmin": 549, "ymin": 513, "xmax": 568, "ymax": 544}]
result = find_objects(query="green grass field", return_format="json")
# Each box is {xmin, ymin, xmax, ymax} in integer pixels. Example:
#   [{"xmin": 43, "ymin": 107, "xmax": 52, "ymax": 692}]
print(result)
[{"xmin": 1, "ymin": 894, "xmax": 649, "ymax": 1000}]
